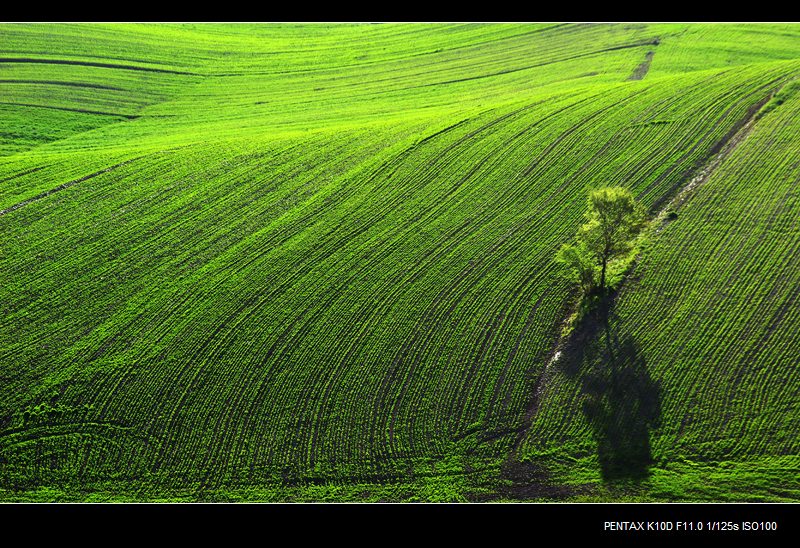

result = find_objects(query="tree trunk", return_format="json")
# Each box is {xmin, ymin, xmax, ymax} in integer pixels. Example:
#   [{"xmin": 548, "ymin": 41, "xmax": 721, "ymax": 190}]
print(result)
[{"xmin": 600, "ymin": 257, "xmax": 607, "ymax": 294}]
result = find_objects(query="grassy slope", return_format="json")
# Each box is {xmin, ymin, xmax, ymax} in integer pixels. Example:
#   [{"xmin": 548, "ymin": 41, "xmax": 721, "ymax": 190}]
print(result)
[
  {"xmin": 522, "ymin": 81, "xmax": 800, "ymax": 502},
  {"xmin": 0, "ymin": 23, "xmax": 799, "ymax": 501}
]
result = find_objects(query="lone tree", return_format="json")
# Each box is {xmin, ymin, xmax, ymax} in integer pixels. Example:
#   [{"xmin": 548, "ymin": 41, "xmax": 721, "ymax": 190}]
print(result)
[{"xmin": 557, "ymin": 186, "xmax": 645, "ymax": 295}]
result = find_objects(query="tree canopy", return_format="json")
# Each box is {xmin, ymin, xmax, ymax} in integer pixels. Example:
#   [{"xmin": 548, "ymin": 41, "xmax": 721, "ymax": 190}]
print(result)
[{"xmin": 557, "ymin": 186, "xmax": 645, "ymax": 296}]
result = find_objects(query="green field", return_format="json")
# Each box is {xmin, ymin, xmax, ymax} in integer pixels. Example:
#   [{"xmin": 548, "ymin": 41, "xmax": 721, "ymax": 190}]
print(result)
[{"xmin": 1, "ymin": 23, "xmax": 799, "ymax": 501}]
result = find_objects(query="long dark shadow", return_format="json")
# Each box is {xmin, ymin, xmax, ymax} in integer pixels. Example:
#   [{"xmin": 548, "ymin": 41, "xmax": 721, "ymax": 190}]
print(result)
[{"xmin": 561, "ymin": 298, "xmax": 661, "ymax": 482}]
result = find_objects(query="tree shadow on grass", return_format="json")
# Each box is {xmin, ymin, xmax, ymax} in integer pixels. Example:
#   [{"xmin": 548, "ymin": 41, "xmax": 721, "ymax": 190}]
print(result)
[{"xmin": 561, "ymin": 298, "xmax": 662, "ymax": 483}]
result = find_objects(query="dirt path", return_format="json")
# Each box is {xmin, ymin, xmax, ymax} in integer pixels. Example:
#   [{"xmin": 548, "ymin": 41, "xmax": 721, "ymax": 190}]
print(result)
[
  {"xmin": 628, "ymin": 50, "xmax": 655, "ymax": 81},
  {"xmin": 652, "ymin": 97, "xmax": 768, "ymax": 232}
]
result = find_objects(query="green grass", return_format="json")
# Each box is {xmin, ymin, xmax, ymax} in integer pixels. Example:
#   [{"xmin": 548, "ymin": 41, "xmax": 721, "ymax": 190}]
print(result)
[
  {"xmin": 521, "ymin": 80, "xmax": 800, "ymax": 500},
  {"xmin": 1, "ymin": 23, "xmax": 799, "ymax": 501}
]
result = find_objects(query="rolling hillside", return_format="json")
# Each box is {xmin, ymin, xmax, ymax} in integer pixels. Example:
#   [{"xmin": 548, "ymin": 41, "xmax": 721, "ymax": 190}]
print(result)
[{"xmin": 1, "ymin": 23, "xmax": 798, "ymax": 501}]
